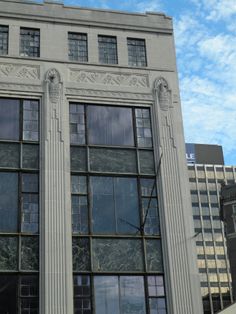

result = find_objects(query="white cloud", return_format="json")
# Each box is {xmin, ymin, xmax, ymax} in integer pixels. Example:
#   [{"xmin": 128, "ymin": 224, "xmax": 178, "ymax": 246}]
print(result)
[{"xmin": 135, "ymin": 0, "xmax": 162, "ymax": 12}]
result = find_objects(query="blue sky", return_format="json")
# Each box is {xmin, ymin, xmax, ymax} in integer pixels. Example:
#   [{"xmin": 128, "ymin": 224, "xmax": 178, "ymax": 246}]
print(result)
[{"xmin": 63, "ymin": 0, "xmax": 236, "ymax": 165}]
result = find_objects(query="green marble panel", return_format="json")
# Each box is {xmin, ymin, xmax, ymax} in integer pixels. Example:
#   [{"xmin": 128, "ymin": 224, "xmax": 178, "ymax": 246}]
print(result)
[
  {"xmin": 0, "ymin": 142, "xmax": 19, "ymax": 168},
  {"xmin": 22, "ymin": 144, "xmax": 39, "ymax": 169},
  {"xmin": 89, "ymin": 148, "xmax": 137, "ymax": 173},
  {"xmin": 146, "ymin": 239, "xmax": 163, "ymax": 271},
  {"xmin": 71, "ymin": 146, "xmax": 87, "ymax": 172},
  {"xmin": 0, "ymin": 237, "xmax": 17, "ymax": 270},
  {"xmin": 21, "ymin": 237, "xmax": 39, "ymax": 270},
  {"xmin": 72, "ymin": 237, "xmax": 90, "ymax": 271},
  {"xmin": 92, "ymin": 238, "xmax": 143, "ymax": 272},
  {"xmin": 139, "ymin": 150, "xmax": 155, "ymax": 174}
]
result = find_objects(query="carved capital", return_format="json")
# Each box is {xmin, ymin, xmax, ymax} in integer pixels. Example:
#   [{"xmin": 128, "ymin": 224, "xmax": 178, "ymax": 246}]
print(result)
[
  {"xmin": 45, "ymin": 68, "xmax": 62, "ymax": 104},
  {"xmin": 153, "ymin": 77, "xmax": 171, "ymax": 111}
]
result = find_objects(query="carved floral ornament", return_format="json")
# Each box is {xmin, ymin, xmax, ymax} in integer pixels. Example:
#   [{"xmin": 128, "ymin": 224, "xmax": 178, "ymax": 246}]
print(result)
[
  {"xmin": 45, "ymin": 68, "xmax": 62, "ymax": 104},
  {"xmin": 154, "ymin": 77, "xmax": 171, "ymax": 111}
]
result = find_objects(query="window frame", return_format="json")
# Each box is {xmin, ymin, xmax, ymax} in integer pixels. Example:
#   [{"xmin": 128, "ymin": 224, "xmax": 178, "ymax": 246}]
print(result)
[
  {"xmin": 98, "ymin": 35, "xmax": 118, "ymax": 65},
  {"xmin": 20, "ymin": 27, "xmax": 40, "ymax": 58},
  {"xmin": 0, "ymin": 25, "xmax": 8, "ymax": 55},
  {"xmin": 68, "ymin": 32, "xmax": 88, "ymax": 62},
  {"xmin": 127, "ymin": 37, "xmax": 147, "ymax": 67}
]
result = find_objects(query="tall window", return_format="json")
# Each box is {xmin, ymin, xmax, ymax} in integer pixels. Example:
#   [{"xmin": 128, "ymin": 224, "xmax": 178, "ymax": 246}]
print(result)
[
  {"xmin": 127, "ymin": 38, "xmax": 147, "ymax": 67},
  {"xmin": 68, "ymin": 32, "xmax": 88, "ymax": 62},
  {"xmin": 0, "ymin": 25, "xmax": 8, "ymax": 55},
  {"xmin": 98, "ymin": 35, "xmax": 118, "ymax": 64},
  {"xmin": 0, "ymin": 98, "xmax": 39, "ymax": 313},
  {"xmin": 20, "ymin": 28, "xmax": 40, "ymax": 57},
  {"xmin": 70, "ymin": 103, "xmax": 166, "ymax": 313}
]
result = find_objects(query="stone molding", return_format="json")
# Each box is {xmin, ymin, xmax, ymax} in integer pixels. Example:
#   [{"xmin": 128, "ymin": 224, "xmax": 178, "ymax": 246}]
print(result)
[
  {"xmin": 66, "ymin": 87, "xmax": 152, "ymax": 101},
  {"xmin": 0, "ymin": 62, "xmax": 40, "ymax": 80},
  {"xmin": 69, "ymin": 69, "xmax": 149, "ymax": 88}
]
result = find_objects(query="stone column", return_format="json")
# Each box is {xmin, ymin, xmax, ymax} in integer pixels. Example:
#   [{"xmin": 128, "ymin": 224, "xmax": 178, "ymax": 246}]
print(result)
[
  {"xmin": 40, "ymin": 68, "xmax": 73, "ymax": 314},
  {"xmin": 152, "ymin": 77, "xmax": 203, "ymax": 314}
]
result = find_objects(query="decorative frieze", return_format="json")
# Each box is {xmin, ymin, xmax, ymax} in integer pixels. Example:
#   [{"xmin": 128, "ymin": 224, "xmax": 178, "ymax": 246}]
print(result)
[
  {"xmin": 69, "ymin": 69, "xmax": 149, "ymax": 88},
  {"xmin": 0, "ymin": 63, "xmax": 40, "ymax": 80}
]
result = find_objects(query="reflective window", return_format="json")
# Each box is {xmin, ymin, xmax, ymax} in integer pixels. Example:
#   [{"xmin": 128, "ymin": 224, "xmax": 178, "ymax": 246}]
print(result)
[
  {"xmin": 74, "ymin": 275, "xmax": 91, "ymax": 314},
  {"xmin": 127, "ymin": 38, "xmax": 147, "ymax": 67},
  {"xmin": 94, "ymin": 276, "xmax": 146, "ymax": 314},
  {"xmin": 0, "ymin": 98, "xmax": 19, "ymax": 140},
  {"xmin": 0, "ymin": 25, "xmax": 8, "ymax": 55},
  {"xmin": 20, "ymin": 28, "xmax": 40, "ymax": 57},
  {"xmin": 87, "ymin": 105, "xmax": 134, "ymax": 146},
  {"xmin": 91, "ymin": 177, "xmax": 139, "ymax": 234},
  {"xmin": 68, "ymin": 32, "xmax": 88, "ymax": 62},
  {"xmin": 70, "ymin": 104, "xmax": 85, "ymax": 145},
  {"xmin": 135, "ymin": 108, "xmax": 152, "ymax": 147},
  {"xmin": 23, "ymin": 100, "xmax": 39, "ymax": 141},
  {"xmin": 98, "ymin": 35, "xmax": 118, "ymax": 64},
  {"xmin": 0, "ymin": 172, "xmax": 18, "ymax": 232}
]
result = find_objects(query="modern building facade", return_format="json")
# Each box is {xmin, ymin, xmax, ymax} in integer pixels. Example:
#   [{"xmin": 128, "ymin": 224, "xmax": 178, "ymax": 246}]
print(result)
[
  {"xmin": 186, "ymin": 143, "xmax": 235, "ymax": 314},
  {"xmin": 0, "ymin": 1, "xmax": 203, "ymax": 313},
  {"xmin": 221, "ymin": 183, "xmax": 236, "ymax": 301}
]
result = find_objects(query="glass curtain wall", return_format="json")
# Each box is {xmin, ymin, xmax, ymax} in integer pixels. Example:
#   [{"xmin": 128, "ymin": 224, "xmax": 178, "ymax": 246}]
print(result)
[
  {"xmin": 70, "ymin": 104, "xmax": 166, "ymax": 314},
  {"xmin": 0, "ymin": 98, "xmax": 40, "ymax": 313}
]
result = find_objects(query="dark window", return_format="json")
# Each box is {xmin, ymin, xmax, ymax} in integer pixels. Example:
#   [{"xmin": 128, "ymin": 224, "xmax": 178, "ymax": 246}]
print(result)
[
  {"xmin": 74, "ymin": 275, "xmax": 91, "ymax": 313},
  {"xmin": 127, "ymin": 38, "xmax": 147, "ymax": 67},
  {"xmin": 0, "ymin": 98, "xmax": 20, "ymax": 140},
  {"xmin": 87, "ymin": 105, "xmax": 134, "ymax": 146},
  {"xmin": 91, "ymin": 176, "xmax": 139, "ymax": 234},
  {"xmin": 20, "ymin": 28, "xmax": 40, "ymax": 57},
  {"xmin": 98, "ymin": 35, "xmax": 118, "ymax": 64},
  {"xmin": 0, "ymin": 25, "xmax": 8, "ymax": 55},
  {"xmin": 68, "ymin": 32, "xmax": 88, "ymax": 62}
]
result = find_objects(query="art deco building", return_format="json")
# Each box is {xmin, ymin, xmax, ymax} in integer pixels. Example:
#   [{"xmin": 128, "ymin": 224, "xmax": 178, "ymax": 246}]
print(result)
[
  {"xmin": 0, "ymin": 0, "xmax": 203, "ymax": 313},
  {"xmin": 186, "ymin": 143, "xmax": 235, "ymax": 313}
]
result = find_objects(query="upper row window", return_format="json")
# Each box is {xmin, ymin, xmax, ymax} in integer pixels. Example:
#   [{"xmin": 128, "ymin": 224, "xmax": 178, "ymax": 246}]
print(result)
[
  {"xmin": 0, "ymin": 26, "xmax": 146, "ymax": 66},
  {"xmin": 0, "ymin": 98, "xmax": 39, "ymax": 141}
]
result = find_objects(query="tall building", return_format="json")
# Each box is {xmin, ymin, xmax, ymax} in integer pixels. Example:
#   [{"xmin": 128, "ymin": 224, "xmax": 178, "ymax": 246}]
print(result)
[
  {"xmin": 0, "ymin": 0, "xmax": 203, "ymax": 313},
  {"xmin": 186, "ymin": 143, "xmax": 234, "ymax": 314},
  {"xmin": 221, "ymin": 183, "xmax": 236, "ymax": 301}
]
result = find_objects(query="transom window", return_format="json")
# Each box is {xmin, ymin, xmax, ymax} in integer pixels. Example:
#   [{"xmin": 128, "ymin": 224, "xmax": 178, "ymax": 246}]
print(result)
[
  {"xmin": 20, "ymin": 28, "xmax": 40, "ymax": 57},
  {"xmin": 0, "ymin": 25, "xmax": 8, "ymax": 55},
  {"xmin": 68, "ymin": 32, "xmax": 88, "ymax": 62},
  {"xmin": 127, "ymin": 38, "xmax": 147, "ymax": 67},
  {"xmin": 98, "ymin": 35, "xmax": 118, "ymax": 64}
]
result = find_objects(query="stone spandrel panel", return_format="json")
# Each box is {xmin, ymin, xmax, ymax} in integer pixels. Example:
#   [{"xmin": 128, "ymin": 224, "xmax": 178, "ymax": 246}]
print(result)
[{"xmin": 0, "ymin": 62, "xmax": 40, "ymax": 80}]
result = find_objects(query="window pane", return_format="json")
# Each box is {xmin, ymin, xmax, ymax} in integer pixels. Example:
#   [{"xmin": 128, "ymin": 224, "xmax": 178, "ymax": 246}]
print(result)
[
  {"xmin": 98, "ymin": 36, "xmax": 118, "ymax": 64},
  {"xmin": 68, "ymin": 32, "xmax": 88, "ymax": 62},
  {"xmin": 120, "ymin": 276, "xmax": 146, "ymax": 314},
  {"xmin": 89, "ymin": 148, "xmax": 137, "ymax": 173},
  {"xmin": 0, "ymin": 172, "xmax": 18, "ymax": 232},
  {"xmin": 0, "ymin": 25, "xmax": 8, "ymax": 55},
  {"xmin": 92, "ymin": 238, "xmax": 143, "ymax": 271},
  {"xmin": 94, "ymin": 276, "xmax": 119, "ymax": 314},
  {"xmin": 74, "ymin": 275, "xmax": 92, "ymax": 313},
  {"xmin": 139, "ymin": 150, "xmax": 155, "ymax": 174},
  {"xmin": 71, "ymin": 146, "xmax": 87, "ymax": 171},
  {"xmin": 21, "ymin": 193, "xmax": 39, "ymax": 234},
  {"xmin": 91, "ymin": 177, "xmax": 140, "ymax": 234},
  {"xmin": 22, "ymin": 144, "xmax": 39, "ymax": 169},
  {"xmin": 23, "ymin": 100, "xmax": 39, "ymax": 141},
  {"xmin": 135, "ymin": 108, "xmax": 152, "ymax": 147},
  {"xmin": 22, "ymin": 173, "xmax": 38, "ymax": 193},
  {"xmin": 20, "ymin": 28, "xmax": 40, "ymax": 57},
  {"xmin": 0, "ymin": 275, "xmax": 17, "ymax": 313},
  {"xmin": 0, "ymin": 237, "xmax": 17, "ymax": 270},
  {"xmin": 71, "ymin": 176, "xmax": 87, "ymax": 194},
  {"xmin": 0, "ymin": 143, "xmax": 19, "ymax": 168},
  {"xmin": 87, "ymin": 106, "xmax": 134, "ymax": 146},
  {"xmin": 142, "ymin": 198, "xmax": 159, "ymax": 235},
  {"xmin": 72, "ymin": 195, "xmax": 88, "ymax": 234},
  {"xmin": 127, "ymin": 38, "xmax": 147, "ymax": 67},
  {"xmin": 70, "ymin": 104, "xmax": 85, "ymax": 144},
  {"xmin": 72, "ymin": 237, "xmax": 90, "ymax": 271},
  {"xmin": 146, "ymin": 239, "xmax": 163, "ymax": 271},
  {"xmin": 20, "ymin": 276, "xmax": 39, "ymax": 297},
  {"xmin": 21, "ymin": 237, "xmax": 39, "ymax": 270},
  {"xmin": 0, "ymin": 98, "xmax": 19, "ymax": 140}
]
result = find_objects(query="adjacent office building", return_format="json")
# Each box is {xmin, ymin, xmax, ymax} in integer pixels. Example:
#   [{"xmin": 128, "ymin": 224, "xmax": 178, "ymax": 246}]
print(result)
[
  {"xmin": 186, "ymin": 143, "xmax": 235, "ymax": 314},
  {"xmin": 221, "ymin": 183, "xmax": 236, "ymax": 301},
  {"xmin": 0, "ymin": 1, "xmax": 203, "ymax": 313}
]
